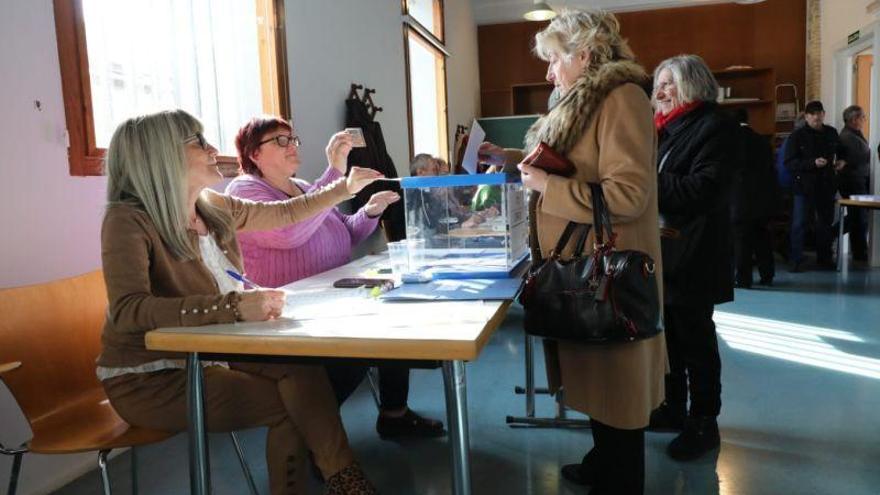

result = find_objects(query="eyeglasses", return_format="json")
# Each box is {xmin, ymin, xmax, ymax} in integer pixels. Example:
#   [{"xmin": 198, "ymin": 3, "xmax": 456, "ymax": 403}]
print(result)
[
  {"xmin": 185, "ymin": 132, "xmax": 210, "ymax": 151},
  {"xmin": 258, "ymin": 134, "xmax": 301, "ymax": 148}
]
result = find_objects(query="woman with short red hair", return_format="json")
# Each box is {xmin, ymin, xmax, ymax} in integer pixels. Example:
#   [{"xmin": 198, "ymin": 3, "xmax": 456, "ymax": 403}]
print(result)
[{"xmin": 226, "ymin": 117, "xmax": 444, "ymax": 439}]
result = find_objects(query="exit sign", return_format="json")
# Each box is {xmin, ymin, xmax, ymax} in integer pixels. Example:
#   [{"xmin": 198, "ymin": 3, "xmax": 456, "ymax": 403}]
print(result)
[{"xmin": 848, "ymin": 30, "xmax": 861, "ymax": 44}]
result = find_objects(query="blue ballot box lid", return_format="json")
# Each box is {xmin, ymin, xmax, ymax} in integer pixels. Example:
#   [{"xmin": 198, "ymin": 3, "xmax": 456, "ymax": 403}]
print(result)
[{"xmin": 400, "ymin": 172, "xmax": 520, "ymax": 189}]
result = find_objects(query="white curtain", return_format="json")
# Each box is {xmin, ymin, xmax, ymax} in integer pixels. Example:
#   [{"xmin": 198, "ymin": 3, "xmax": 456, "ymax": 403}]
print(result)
[{"xmin": 83, "ymin": 0, "xmax": 262, "ymax": 154}]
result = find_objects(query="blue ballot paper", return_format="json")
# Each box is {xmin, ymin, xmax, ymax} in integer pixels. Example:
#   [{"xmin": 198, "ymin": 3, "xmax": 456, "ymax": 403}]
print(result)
[{"xmin": 379, "ymin": 277, "xmax": 521, "ymax": 301}]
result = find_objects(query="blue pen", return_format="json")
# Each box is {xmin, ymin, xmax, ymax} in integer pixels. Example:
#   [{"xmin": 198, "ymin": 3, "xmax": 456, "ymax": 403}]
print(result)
[{"xmin": 226, "ymin": 269, "xmax": 263, "ymax": 289}]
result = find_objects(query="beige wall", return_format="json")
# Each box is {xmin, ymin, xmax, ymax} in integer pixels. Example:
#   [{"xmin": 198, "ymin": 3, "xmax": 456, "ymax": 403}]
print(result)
[{"xmin": 820, "ymin": 0, "xmax": 874, "ymax": 126}]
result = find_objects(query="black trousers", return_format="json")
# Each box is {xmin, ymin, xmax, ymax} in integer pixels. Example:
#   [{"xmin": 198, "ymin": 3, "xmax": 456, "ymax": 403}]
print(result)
[
  {"xmin": 663, "ymin": 303, "xmax": 722, "ymax": 417},
  {"xmin": 733, "ymin": 217, "xmax": 775, "ymax": 284},
  {"xmin": 590, "ymin": 418, "xmax": 645, "ymax": 495},
  {"xmin": 325, "ymin": 363, "xmax": 409, "ymax": 411},
  {"xmin": 839, "ymin": 176, "xmax": 870, "ymax": 260}
]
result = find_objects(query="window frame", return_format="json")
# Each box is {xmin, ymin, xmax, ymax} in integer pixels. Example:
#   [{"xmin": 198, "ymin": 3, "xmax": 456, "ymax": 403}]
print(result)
[
  {"xmin": 52, "ymin": 0, "xmax": 291, "ymax": 176},
  {"xmin": 401, "ymin": 0, "xmax": 450, "ymax": 161}
]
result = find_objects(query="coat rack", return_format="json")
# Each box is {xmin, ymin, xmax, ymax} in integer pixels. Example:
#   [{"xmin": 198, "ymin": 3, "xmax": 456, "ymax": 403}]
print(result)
[{"xmin": 348, "ymin": 83, "xmax": 383, "ymax": 120}]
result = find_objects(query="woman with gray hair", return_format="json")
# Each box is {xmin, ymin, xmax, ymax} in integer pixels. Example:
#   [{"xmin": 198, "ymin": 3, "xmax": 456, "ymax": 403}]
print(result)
[
  {"xmin": 837, "ymin": 105, "xmax": 870, "ymax": 261},
  {"xmin": 97, "ymin": 109, "xmax": 382, "ymax": 494},
  {"xmin": 480, "ymin": 9, "xmax": 664, "ymax": 494},
  {"xmin": 649, "ymin": 54, "xmax": 740, "ymax": 461}
]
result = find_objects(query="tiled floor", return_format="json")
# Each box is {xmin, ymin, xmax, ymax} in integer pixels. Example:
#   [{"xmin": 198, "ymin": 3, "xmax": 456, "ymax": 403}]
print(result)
[{"xmin": 55, "ymin": 265, "xmax": 880, "ymax": 494}]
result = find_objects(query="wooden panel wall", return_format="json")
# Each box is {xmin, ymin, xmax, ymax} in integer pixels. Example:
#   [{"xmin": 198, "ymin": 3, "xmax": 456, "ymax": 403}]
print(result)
[{"xmin": 478, "ymin": 0, "xmax": 807, "ymax": 117}]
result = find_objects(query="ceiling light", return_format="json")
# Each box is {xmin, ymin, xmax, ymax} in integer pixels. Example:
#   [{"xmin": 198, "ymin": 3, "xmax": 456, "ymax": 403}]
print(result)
[{"xmin": 524, "ymin": 0, "xmax": 556, "ymax": 21}]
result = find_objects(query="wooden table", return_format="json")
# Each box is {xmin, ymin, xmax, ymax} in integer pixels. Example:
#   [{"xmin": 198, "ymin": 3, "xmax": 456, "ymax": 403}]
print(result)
[
  {"xmin": 145, "ymin": 255, "xmax": 511, "ymax": 495},
  {"xmin": 836, "ymin": 197, "xmax": 880, "ymax": 271}
]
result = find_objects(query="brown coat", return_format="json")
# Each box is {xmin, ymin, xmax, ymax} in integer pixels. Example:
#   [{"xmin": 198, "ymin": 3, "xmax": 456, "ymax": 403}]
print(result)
[
  {"xmin": 519, "ymin": 66, "xmax": 666, "ymax": 429},
  {"xmin": 97, "ymin": 180, "xmax": 352, "ymax": 368}
]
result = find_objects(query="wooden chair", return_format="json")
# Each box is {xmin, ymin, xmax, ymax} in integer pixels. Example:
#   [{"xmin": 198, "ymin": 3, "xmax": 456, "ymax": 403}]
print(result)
[{"xmin": 0, "ymin": 271, "xmax": 259, "ymax": 495}]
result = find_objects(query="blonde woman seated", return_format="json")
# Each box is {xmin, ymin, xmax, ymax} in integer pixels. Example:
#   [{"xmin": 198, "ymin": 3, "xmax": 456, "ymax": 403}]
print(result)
[{"xmin": 97, "ymin": 109, "xmax": 381, "ymax": 495}]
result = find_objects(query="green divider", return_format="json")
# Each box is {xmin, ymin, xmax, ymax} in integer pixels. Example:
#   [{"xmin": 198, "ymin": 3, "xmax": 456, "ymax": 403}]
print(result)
[{"xmin": 477, "ymin": 115, "xmax": 540, "ymax": 150}]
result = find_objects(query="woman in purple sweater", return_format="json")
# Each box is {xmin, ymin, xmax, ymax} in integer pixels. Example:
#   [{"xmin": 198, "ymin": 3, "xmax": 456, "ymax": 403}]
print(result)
[{"xmin": 226, "ymin": 116, "xmax": 444, "ymax": 438}]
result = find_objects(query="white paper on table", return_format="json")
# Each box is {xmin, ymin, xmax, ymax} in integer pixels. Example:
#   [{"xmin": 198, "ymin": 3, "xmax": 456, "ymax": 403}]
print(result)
[
  {"xmin": 850, "ymin": 194, "xmax": 880, "ymax": 202},
  {"xmin": 460, "ymin": 119, "xmax": 486, "ymax": 175},
  {"xmin": 282, "ymin": 288, "xmax": 381, "ymax": 320}
]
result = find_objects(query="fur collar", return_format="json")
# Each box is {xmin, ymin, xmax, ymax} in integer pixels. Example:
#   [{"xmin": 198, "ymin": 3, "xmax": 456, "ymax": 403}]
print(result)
[{"xmin": 524, "ymin": 60, "xmax": 648, "ymax": 155}]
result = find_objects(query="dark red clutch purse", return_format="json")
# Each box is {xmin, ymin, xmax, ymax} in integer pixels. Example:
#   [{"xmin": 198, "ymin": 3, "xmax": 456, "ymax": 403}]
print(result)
[{"xmin": 523, "ymin": 142, "xmax": 576, "ymax": 177}]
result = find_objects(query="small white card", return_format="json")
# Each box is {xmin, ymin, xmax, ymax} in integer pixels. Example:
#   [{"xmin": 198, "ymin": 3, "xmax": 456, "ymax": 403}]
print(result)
[
  {"xmin": 344, "ymin": 127, "xmax": 366, "ymax": 147},
  {"xmin": 460, "ymin": 119, "xmax": 485, "ymax": 175}
]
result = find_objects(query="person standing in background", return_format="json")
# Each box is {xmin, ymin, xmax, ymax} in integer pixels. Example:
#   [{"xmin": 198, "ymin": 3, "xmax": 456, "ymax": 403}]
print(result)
[
  {"xmin": 783, "ymin": 100, "xmax": 842, "ymax": 272},
  {"xmin": 731, "ymin": 109, "xmax": 778, "ymax": 287},
  {"xmin": 836, "ymin": 105, "xmax": 871, "ymax": 262}
]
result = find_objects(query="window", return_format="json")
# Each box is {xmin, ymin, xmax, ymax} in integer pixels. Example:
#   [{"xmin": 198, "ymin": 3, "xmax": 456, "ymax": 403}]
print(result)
[
  {"xmin": 53, "ymin": 0, "xmax": 290, "ymax": 176},
  {"xmin": 403, "ymin": 0, "xmax": 448, "ymax": 161}
]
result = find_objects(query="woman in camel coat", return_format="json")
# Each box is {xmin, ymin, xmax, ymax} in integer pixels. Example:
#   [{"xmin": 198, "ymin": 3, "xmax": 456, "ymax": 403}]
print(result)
[{"xmin": 480, "ymin": 9, "xmax": 665, "ymax": 495}]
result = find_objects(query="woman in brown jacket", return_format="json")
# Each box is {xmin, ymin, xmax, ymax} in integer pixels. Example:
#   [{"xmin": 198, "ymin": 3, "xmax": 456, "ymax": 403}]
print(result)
[
  {"xmin": 480, "ymin": 10, "xmax": 664, "ymax": 495},
  {"xmin": 97, "ymin": 110, "xmax": 381, "ymax": 495}
]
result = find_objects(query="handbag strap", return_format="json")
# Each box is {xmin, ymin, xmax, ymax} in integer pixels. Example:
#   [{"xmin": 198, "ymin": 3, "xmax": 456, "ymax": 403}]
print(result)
[
  {"xmin": 543, "ymin": 183, "xmax": 613, "ymax": 260},
  {"xmin": 588, "ymin": 183, "xmax": 615, "ymax": 248},
  {"xmin": 550, "ymin": 221, "xmax": 592, "ymax": 259}
]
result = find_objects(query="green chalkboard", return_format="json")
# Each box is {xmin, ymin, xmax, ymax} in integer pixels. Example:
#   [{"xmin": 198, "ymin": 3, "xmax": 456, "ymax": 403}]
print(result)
[{"xmin": 477, "ymin": 115, "xmax": 539, "ymax": 150}]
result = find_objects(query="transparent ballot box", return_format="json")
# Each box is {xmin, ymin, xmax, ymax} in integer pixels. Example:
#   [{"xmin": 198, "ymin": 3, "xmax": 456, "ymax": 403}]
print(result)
[{"xmin": 400, "ymin": 173, "xmax": 529, "ymax": 278}]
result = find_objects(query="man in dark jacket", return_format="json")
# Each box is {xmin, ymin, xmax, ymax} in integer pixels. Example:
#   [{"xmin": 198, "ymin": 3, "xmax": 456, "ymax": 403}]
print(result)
[
  {"xmin": 836, "ymin": 105, "xmax": 871, "ymax": 261},
  {"xmin": 783, "ymin": 100, "xmax": 842, "ymax": 271},
  {"xmin": 731, "ymin": 110, "xmax": 779, "ymax": 287}
]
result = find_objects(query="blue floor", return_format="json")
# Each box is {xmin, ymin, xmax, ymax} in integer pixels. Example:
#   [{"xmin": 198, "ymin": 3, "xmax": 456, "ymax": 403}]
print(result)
[{"xmin": 54, "ymin": 265, "xmax": 880, "ymax": 494}]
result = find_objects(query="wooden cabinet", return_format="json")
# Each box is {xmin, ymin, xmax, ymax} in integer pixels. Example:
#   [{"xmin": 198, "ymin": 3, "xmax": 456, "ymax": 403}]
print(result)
[
  {"xmin": 713, "ymin": 67, "xmax": 776, "ymax": 135},
  {"xmin": 511, "ymin": 83, "xmax": 553, "ymax": 115}
]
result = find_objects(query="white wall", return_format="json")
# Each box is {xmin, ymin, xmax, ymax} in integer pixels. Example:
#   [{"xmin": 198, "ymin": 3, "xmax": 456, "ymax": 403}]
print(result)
[
  {"xmin": 445, "ymin": 0, "xmax": 483, "ymax": 146},
  {"xmin": 820, "ymin": 0, "xmax": 873, "ymax": 126},
  {"xmin": 285, "ymin": 0, "xmax": 409, "ymax": 180},
  {"xmin": 0, "ymin": 0, "xmax": 480, "ymax": 493},
  {"xmin": 285, "ymin": 0, "xmax": 479, "ymax": 256},
  {"xmin": 285, "ymin": 0, "xmax": 480, "ymax": 180},
  {"xmin": 0, "ymin": 0, "xmax": 109, "ymax": 493}
]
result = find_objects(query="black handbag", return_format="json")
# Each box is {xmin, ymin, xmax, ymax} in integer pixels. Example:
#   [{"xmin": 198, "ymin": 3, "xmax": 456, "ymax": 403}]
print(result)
[{"xmin": 517, "ymin": 183, "xmax": 662, "ymax": 343}]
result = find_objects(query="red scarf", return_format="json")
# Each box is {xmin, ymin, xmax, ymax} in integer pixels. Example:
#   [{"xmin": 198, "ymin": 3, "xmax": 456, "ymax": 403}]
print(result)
[{"xmin": 654, "ymin": 101, "xmax": 703, "ymax": 132}]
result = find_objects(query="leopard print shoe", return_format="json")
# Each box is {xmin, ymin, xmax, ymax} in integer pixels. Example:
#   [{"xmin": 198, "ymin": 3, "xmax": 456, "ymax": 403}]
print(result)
[{"xmin": 323, "ymin": 463, "xmax": 378, "ymax": 495}]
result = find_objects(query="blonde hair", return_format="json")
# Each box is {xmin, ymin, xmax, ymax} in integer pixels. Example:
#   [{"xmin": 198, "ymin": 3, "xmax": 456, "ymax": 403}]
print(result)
[
  {"xmin": 105, "ymin": 109, "xmax": 234, "ymax": 260},
  {"xmin": 533, "ymin": 9, "xmax": 634, "ymax": 72}
]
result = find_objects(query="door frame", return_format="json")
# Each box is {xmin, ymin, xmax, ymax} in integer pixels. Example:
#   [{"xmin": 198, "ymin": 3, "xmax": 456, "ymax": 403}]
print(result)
[{"xmin": 832, "ymin": 21, "xmax": 880, "ymax": 265}]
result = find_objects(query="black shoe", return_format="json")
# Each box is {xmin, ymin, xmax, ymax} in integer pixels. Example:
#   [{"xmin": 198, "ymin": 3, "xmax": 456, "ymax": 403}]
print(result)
[
  {"xmin": 647, "ymin": 402, "xmax": 686, "ymax": 432},
  {"xmin": 735, "ymin": 280, "xmax": 753, "ymax": 289},
  {"xmin": 758, "ymin": 277, "xmax": 773, "ymax": 286},
  {"xmin": 789, "ymin": 261, "xmax": 805, "ymax": 273},
  {"xmin": 560, "ymin": 448, "xmax": 598, "ymax": 486},
  {"xmin": 667, "ymin": 416, "xmax": 720, "ymax": 461},
  {"xmin": 376, "ymin": 409, "xmax": 445, "ymax": 439}
]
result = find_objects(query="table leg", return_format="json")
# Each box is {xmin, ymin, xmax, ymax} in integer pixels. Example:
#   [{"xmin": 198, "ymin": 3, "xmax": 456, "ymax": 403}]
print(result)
[
  {"xmin": 837, "ymin": 204, "xmax": 846, "ymax": 272},
  {"xmin": 442, "ymin": 360, "xmax": 471, "ymax": 495},
  {"xmin": 187, "ymin": 352, "xmax": 210, "ymax": 494},
  {"xmin": 524, "ymin": 333, "xmax": 535, "ymax": 417}
]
